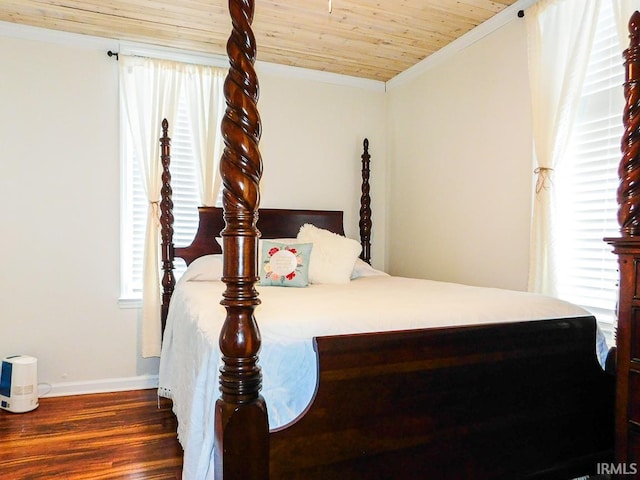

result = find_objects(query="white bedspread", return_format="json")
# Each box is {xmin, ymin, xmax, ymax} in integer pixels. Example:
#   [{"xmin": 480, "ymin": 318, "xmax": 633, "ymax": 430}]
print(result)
[{"xmin": 158, "ymin": 272, "xmax": 606, "ymax": 480}]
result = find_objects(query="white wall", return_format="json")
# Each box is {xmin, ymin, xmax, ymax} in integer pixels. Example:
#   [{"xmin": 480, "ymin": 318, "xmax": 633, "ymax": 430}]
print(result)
[
  {"xmin": 0, "ymin": 34, "xmax": 150, "ymax": 392},
  {"xmin": 257, "ymin": 65, "xmax": 386, "ymax": 265},
  {"xmin": 0, "ymin": 25, "xmax": 386, "ymax": 393},
  {"xmin": 385, "ymin": 18, "xmax": 533, "ymax": 291}
]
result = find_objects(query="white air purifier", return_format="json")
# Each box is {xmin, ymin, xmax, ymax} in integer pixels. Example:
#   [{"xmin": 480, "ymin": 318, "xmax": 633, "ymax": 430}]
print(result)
[{"xmin": 0, "ymin": 355, "xmax": 39, "ymax": 413}]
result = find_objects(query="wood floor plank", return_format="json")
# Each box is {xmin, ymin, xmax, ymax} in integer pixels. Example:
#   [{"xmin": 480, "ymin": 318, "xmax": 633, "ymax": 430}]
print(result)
[{"xmin": 0, "ymin": 389, "xmax": 183, "ymax": 479}]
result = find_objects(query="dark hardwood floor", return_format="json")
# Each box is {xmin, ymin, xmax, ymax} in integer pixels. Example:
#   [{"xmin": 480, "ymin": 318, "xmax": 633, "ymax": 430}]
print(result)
[
  {"xmin": 0, "ymin": 389, "xmax": 183, "ymax": 479},
  {"xmin": 0, "ymin": 388, "xmax": 608, "ymax": 479}
]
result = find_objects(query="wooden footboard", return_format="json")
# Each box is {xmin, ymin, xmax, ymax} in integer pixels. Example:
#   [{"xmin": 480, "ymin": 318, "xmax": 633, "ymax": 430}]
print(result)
[{"xmin": 270, "ymin": 316, "xmax": 614, "ymax": 479}]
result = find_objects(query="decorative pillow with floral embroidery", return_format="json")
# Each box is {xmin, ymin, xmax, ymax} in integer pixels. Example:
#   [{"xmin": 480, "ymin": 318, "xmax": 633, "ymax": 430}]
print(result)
[{"xmin": 259, "ymin": 240, "xmax": 313, "ymax": 287}]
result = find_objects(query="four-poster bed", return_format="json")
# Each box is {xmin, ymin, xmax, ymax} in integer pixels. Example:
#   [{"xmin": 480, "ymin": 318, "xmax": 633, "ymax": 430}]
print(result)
[{"xmin": 155, "ymin": 1, "xmax": 632, "ymax": 479}]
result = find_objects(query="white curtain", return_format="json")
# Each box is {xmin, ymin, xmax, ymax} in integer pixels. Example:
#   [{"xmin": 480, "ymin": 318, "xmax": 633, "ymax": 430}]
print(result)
[
  {"xmin": 526, "ymin": 0, "xmax": 600, "ymax": 295},
  {"xmin": 120, "ymin": 56, "xmax": 181, "ymax": 357},
  {"xmin": 184, "ymin": 64, "xmax": 226, "ymax": 205},
  {"xmin": 612, "ymin": 0, "xmax": 639, "ymax": 50}
]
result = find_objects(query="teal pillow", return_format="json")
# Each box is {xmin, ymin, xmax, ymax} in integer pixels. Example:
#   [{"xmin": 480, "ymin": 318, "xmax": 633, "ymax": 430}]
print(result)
[{"xmin": 260, "ymin": 241, "xmax": 312, "ymax": 287}]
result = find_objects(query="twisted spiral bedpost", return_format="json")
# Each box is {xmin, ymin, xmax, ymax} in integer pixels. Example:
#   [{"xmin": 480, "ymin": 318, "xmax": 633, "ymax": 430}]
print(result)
[
  {"xmin": 215, "ymin": 1, "xmax": 268, "ymax": 479},
  {"xmin": 159, "ymin": 119, "xmax": 175, "ymax": 335},
  {"xmin": 359, "ymin": 138, "xmax": 372, "ymax": 264},
  {"xmin": 606, "ymin": 12, "xmax": 640, "ymax": 464},
  {"xmin": 619, "ymin": 11, "xmax": 640, "ymax": 236}
]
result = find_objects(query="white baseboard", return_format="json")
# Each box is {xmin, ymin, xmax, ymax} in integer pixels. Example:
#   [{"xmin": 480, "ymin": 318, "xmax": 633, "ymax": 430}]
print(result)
[{"xmin": 39, "ymin": 374, "xmax": 159, "ymax": 398}]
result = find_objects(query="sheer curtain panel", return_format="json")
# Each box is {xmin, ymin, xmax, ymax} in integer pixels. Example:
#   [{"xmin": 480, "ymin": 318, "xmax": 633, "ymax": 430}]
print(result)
[
  {"xmin": 526, "ymin": 0, "xmax": 600, "ymax": 296},
  {"xmin": 120, "ymin": 56, "xmax": 181, "ymax": 357},
  {"xmin": 184, "ymin": 65, "xmax": 226, "ymax": 206}
]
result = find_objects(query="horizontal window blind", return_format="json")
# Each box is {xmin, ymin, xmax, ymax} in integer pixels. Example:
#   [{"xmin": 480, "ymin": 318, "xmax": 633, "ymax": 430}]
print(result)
[
  {"xmin": 122, "ymin": 92, "xmax": 200, "ymax": 299},
  {"xmin": 554, "ymin": 3, "xmax": 623, "ymax": 345}
]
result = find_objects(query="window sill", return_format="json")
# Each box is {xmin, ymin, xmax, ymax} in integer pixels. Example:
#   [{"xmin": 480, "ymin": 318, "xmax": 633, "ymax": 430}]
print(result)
[{"xmin": 118, "ymin": 297, "xmax": 142, "ymax": 309}]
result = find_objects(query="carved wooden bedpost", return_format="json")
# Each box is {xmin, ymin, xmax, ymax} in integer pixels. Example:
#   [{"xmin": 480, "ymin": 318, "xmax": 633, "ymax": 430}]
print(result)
[
  {"xmin": 605, "ymin": 10, "xmax": 640, "ymax": 469},
  {"xmin": 618, "ymin": 12, "xmax": 640, "ymax": 236},
  {"xmin": 215, "ymin": 1, "xmax": 268, "ymax": 479},
  {"xmin": 359, "ymin": 138, "xmax": 372, "ymax": 264},
  {"xmin": 159, "ymin": 119, "xmax": 174, "ymax": 335}
]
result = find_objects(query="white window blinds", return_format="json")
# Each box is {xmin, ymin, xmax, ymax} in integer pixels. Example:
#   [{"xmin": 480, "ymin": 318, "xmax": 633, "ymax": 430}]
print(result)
[
  {"xmin": 554, "ymin": 3, "xmax": 624, "ymax": 345},
  {"xmin": 121, "ymin": 91, "xmax": 201, "ymax": 300}
]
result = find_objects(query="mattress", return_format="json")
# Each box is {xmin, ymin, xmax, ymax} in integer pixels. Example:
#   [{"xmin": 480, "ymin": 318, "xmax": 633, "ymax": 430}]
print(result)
[{"xmin": 158, "ymin": 256, "xmax": 606, "ymax": 479}]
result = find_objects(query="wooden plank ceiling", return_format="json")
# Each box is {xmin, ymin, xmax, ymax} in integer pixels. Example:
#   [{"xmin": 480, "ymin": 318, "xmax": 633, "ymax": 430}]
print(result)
[{"xmin": 0, "ymin": 0, "xmax": 517, "ymax": 82}]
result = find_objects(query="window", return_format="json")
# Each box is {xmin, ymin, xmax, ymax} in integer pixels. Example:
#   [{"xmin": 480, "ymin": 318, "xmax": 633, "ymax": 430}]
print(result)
[
  {"xmin": 118, "ymin": 55, "xmax": 226, "ymax": 315},
  {"xmin": 120, "ymin": 92, "xmax": 203, "ymax": 301},
  {"xmin": 553, "ymin": 2, "xmax": 623, "ymax": 345}
]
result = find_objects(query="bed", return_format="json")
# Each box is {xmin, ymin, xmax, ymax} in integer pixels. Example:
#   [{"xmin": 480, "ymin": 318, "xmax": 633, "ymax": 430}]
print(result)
[{"xmin": 157, "ymin": 1, "xmax": 617, "ymax": 479}]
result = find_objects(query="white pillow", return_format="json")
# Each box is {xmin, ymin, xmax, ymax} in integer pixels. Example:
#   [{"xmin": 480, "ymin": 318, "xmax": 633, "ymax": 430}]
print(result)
[
  {"xmin": 180, "ymin": 254, "xmax": 224, "ymax": 282},
  {"xmin": 350, "ymin": 258, "xmax": 389, "ymax": 279},
  {"xmin": 297, "ymin": 224, "xmax": 361, "ymax": 284}
]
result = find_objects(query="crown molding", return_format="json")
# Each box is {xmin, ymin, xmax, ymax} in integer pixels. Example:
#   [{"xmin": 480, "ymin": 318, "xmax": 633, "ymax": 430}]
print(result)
[
  {"xmin": 0, "ymin": 20, "xmax": 117, "ymax": 51},
  {"xmin": 257, "ymin": 61, "xmax": 386, "ymax": 92}
]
